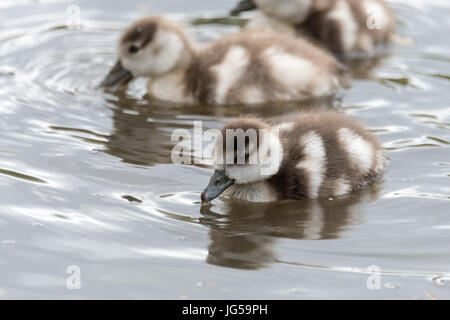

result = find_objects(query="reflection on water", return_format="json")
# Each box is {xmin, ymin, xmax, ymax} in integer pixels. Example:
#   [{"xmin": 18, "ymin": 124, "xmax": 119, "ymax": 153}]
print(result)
[
  {"xmin": 0, "ymin": 0, "xmax": 449, "ymax": 299},
  {"xmin": 201, "ymin": 183, "xmax": 381, "ymax": 269},
  {"xmin": 102, "ymin": 92, "xmax": 336, "ymax": 167},
  {"xmin": 106, "ymin": 97, "xmax": 179, "ymax": 166}
]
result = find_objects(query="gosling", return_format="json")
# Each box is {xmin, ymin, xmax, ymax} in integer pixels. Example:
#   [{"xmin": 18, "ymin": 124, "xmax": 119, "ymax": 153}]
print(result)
[
  {"xmin": 102, "ymin": 16, "xmax": 345, "ymax": 105},
  {"xmin": 201, "ymin": 112, "xmax": 386, "ymax": 202},
  {"xmin": 231, "ymin": 0, "xmax": 394, "ymax": 58}
]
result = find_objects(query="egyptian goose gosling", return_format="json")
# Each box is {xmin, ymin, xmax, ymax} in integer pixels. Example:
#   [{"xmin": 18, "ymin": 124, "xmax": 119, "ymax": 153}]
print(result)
[
  {"xmin": 101, "ymin": 16, "xmax": 344, "ymax": 105},
  {"xmin": 231, "ymin": 0, "xmax": 394, "ymax": 58},
  {"xmin": 201, "ymin": 112, "xmax": 386, "ymax": 202}
]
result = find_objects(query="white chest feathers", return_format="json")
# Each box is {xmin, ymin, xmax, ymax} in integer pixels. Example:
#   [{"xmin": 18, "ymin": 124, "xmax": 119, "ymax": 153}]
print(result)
[
  {"xmin": 223, "ymin": 182, "xmax": 278, "ymax": 203},
  {"xmin": 146, "ymin": 70, "xmax": 195, "ymax": 104}
]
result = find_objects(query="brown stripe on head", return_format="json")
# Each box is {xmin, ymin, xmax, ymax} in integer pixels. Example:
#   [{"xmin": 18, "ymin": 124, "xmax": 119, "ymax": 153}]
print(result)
[
  {"xmin": 120, "ymin": 17, "xmax": 159, "ymax": 51},
  {"xmin": 220, "ymin": 118, "xmax": 269, "ymax": 165}
]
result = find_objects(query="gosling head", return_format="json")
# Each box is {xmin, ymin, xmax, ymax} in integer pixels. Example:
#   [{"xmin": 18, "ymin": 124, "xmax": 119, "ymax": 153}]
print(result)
[
  {"xmin": 101, "ymin": 17, "xmax": 193, "ymax": 88},
  {"xmin": 201, "ymin": 118, "xmax": 283, "ymax": 202}
]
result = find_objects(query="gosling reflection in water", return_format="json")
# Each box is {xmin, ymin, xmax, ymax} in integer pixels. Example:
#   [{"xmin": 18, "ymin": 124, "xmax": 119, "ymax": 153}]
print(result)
[
  {"xmin": 200, "ymin": 182, "xmax": 381, "ymax": 269},
  {"xmin": 103, "ymin": 94, "xmax": 335, "ymax": 167},
  {"xmin": 104, "ymin": 98, "xmax": 177, "ymax": 166}
]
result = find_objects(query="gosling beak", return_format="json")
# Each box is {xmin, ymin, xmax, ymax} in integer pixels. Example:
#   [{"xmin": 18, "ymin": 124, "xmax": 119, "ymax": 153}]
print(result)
[
  {"xmin": 230, "ymin": 0, "xmax": 257, "ymax": 16},
  {"xmin": 201, "ymin": 170, "xmax": 235, "ymax": 202},
  {"xmin": 101, "ymin": 60, "xmax": 133, "ymax": 88}
]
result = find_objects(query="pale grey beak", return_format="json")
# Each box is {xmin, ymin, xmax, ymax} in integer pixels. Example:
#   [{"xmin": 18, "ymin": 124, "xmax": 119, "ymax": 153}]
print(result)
[
  {"xmin": 201, "ymin": 170, "xmax": 235, "ymax": 202},
  {"xmin": 101, "ymin": 60, "xmax": 133, "ymax": 88},
  {"xmin": 230, "ymin": 0, "xmax": 257, "ymax": 16}
]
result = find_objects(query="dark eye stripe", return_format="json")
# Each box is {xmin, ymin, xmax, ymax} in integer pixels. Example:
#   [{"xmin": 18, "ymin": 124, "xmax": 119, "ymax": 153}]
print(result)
[
  {"xmin": 129, "ymin": 45, "xmax": 139, "ymax": 53},
  {"xmin": 122, "ymin": 21, "xmax": 158, "ymax": 49}
]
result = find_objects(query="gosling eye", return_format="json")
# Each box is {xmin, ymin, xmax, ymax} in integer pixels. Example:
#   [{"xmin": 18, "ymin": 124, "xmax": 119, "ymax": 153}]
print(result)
[{"xmin": 129, "ymin": 44, "xmax": 139, "ymax": 54}]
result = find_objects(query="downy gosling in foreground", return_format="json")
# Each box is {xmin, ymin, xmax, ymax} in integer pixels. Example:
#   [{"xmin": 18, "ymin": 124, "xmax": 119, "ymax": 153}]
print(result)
[
  {"xmin": 101, "ymin": 16, "xmax": 345, "ymax": 105},
  {"xmin": 231, "ymin": 0, "xmax": 394, "ymax": 58},
  {"xmin": 201, "ymin": 112, "xmax": 386, "ymax": 202}
]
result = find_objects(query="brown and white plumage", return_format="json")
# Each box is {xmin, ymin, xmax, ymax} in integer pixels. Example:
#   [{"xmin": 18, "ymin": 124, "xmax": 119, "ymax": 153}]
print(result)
[
  {"xmin": 201, "ymin": 112, "xmax": 387, "ymax": 202},
  {"xmin": 102, "ymin": 16, "xmax": 344, "ymax": 105},
  {"xmin": 231, "ymin": 0, "xmax": 394, "ymax": 58}
]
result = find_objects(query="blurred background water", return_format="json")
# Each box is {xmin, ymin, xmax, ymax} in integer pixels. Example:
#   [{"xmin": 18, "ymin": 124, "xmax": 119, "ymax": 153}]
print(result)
[{"xmin": 0, "ymin": 0, "xmax": 449, "ymax": 299}]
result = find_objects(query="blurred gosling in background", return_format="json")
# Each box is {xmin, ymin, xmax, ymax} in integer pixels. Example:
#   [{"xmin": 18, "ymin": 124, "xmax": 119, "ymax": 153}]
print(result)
[
  {"xmin": 102, "ymin": 16, "xmax": 345, "ymax": 105},
  {"xmin": 231, "ymin": 0, "xmax": 394, "ymax": 58}
]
